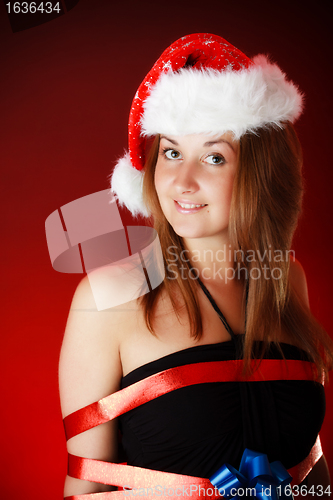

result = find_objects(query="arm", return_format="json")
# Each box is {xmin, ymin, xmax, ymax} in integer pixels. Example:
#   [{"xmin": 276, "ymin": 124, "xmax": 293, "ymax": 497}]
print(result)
[
  {"xmin": 306, "ymin": 456, "xmax": 331, "ymax": 497},
  {"xmin": 59, "ymin": 276, "xmax": 123, "ymax": 496},
  {"xmin": 289, "ymin": 258, "xmax": 310, "ymax": 309}
]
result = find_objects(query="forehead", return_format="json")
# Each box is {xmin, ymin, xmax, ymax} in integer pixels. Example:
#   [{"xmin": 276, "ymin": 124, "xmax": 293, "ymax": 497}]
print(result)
[{"xmin": 159, "ymin": 132, "xmax": 238, "ymax": 151}]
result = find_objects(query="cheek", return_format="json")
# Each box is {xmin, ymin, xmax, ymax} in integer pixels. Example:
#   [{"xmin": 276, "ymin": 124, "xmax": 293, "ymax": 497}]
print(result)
[
  {"xmin": 224, "ymin": 179, "xmax": 235, "ymax": 214},
  {"xmin": 154, "ymin": 169, "xmax": 172, "ymax": 220},
  {"xmin": 154, "ymin": 164, "xmax": 169, "ymax": 201},
  {"xmin": 211, "ymin": 174, "xmax": 235, "ymax": 207},
  {"xmin": 153, "ymin": 169, "xmax": 163, "ymax": 201},
  {"xmin": 226, "ymin": 177, "xmax": 235, "ymax": 203}
]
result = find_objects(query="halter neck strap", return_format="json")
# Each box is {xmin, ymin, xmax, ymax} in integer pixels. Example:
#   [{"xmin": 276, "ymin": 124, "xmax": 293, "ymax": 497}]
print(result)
[{"xmin": 197, "ymin": 277, "xmax": 239, "ymax": 341}]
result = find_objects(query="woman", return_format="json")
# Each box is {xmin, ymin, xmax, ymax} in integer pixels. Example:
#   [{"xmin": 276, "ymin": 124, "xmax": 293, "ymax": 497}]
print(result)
[{"xmin": 59, "ymin": 34, "xmax": 333, "ymax": 498}]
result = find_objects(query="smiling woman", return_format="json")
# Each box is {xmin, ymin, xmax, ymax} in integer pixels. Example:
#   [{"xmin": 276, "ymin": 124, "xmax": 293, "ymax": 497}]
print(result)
[
  {"xmin": 154, "ymin": 133, "xmax": 238, "ymax": 240},
  {"xmin": 59, "ymin": 33, "xmax": 333, "ymax": 498}
]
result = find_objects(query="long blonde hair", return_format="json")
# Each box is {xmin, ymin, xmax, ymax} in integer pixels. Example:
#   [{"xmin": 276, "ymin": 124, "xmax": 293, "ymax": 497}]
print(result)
[{"xmin": 140, "ymin": 124, "xmax": 333, "ymax": 380}]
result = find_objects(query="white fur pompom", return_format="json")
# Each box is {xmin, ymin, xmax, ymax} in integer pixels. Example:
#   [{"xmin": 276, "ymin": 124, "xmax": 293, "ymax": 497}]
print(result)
[{"xmin": 110, "ymin": 153, "xmax": 150, "ymax": 218}]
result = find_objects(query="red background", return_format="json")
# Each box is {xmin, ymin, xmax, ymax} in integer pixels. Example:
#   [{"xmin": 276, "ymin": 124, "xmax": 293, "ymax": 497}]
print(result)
[{"xmin": 1, "ymin": 1, "xmax": 332, "ymax": 498}]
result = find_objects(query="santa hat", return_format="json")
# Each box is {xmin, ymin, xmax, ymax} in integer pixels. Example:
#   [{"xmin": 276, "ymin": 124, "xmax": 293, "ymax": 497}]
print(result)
[{"xmin": 111, "ymin": 33, "xmax": 303, "ymax": 218}]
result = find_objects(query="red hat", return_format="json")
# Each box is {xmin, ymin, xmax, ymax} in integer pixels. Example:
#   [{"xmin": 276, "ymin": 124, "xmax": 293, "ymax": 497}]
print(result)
[{"xmin": 111, "ymin": 33, "xmax": 303, "ymax": 218}]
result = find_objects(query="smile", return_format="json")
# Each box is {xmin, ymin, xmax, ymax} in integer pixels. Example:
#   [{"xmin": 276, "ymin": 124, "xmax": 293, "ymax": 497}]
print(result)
[
  {"xmin": 176, "ymin": 202, "xmax": 207, "ymax": 208},
  {"xmin": 174, "ymin": 200, "xmax": 208, "ymax": 214}
]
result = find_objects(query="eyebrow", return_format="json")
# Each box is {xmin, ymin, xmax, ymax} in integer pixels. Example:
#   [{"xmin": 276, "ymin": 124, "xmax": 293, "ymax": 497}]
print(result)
[
  {"xmin": 204, "ymin": 139, "xmax": 235, "ymax": 152},
  {"xmin": 160, "ymin": 136, "xmax": 179, "ymax": 145},
  {"xmin": 160, "ymin": 136, "xmax": 235, "ymax": 152}
]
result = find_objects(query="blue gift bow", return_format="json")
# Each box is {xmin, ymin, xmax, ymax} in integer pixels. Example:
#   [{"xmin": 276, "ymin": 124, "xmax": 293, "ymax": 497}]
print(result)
[{"xmin": 209, "ymin": 449, "xmax": 293, "ymax": 500}]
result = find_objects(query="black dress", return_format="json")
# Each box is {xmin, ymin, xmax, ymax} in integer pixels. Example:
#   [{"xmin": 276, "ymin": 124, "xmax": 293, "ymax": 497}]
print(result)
[{"xmin": 119, "ymin": 282, "xmax": 325, "ymax": 477}]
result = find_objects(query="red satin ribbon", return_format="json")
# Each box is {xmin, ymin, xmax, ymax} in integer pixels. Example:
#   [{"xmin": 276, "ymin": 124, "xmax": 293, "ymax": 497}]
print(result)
[
  {"xmin": 64, "ymin": 359, "xmax": 322, "ymax": 499},
  {"xmin": 64, "ymin": 359, "xmax": 317, "ymax": 440},
  {"xmin": 68, "ymin": 454, "xmax": 214, "ymax": 488},
  {"xmin": 64, "ymin": 436, "xmax": 323, "ymax": 500}
]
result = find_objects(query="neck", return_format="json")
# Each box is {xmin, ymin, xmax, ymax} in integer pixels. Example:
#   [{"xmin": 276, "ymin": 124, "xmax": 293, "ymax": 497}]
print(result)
[{"xmin": 180, "ymin": 235, "xmax": 239, "ymax": 284}]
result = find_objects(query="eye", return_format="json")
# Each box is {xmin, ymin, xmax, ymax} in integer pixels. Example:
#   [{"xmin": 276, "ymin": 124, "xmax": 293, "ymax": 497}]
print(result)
[
  {"xmin": 205, "ymin": 154, "xmax": 226, "ymax": 165},
  {"xmin": 163, "ymin": 148, "xmax": 183, "ymax": 160}
]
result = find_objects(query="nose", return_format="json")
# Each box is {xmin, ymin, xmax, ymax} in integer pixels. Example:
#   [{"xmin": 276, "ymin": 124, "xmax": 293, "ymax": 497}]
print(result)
[{"xmin": 173, "ymin": 159, "xmax": 200, "ymax": 194}]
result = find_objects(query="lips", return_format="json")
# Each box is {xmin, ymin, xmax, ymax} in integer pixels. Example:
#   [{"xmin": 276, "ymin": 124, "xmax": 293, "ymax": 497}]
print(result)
[
  {"xmin": 176, "ymin": 201, "xmax": 206, "ymax": 209},
  {"xmin": 174, "ymin": 200, "xmax": 207, "ymax": 213}
]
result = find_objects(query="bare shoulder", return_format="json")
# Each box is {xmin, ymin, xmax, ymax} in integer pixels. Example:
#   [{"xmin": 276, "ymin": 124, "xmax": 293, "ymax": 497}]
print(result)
[
  {"xmin": 59, "ymin": 274, "xmax": 142, "ymax": 494},
  {"xmin": 59, "ymin": 274, "xmax": 139, "ymax": 418},
  {"xmin": 289, "ymin": 257, "xmax": 310, "ymax": 308}
]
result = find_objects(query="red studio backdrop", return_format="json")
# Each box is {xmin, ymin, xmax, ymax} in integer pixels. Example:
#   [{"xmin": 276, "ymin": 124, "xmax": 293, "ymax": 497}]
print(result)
[{"xmin": 1, "ymin": 1, "xmax": 332, "ymax": 498}]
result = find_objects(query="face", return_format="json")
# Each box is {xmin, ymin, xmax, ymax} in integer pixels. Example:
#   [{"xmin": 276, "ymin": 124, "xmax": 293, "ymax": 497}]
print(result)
[{"xmin": 154, "ymin": 132, "xmax": 238, "ymax": 244}]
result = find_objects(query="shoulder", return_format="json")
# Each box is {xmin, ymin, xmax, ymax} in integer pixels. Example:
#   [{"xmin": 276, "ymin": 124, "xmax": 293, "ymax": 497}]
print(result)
[
  {"xmin": 59, "ymin": 275, "xmax": 139, "ymax": 490},
  {"xmin": 59, "ymin": 274, "xmax": 140, "ymax": 418},
  {"xmin": 289, "ymin": 257, "xmax": 310, "ymax": 308}
]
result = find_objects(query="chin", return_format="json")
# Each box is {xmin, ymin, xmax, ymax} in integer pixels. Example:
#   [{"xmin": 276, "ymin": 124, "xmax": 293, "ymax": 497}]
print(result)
[
  {"xmin": 169, "ymin": 219, "xmax": 230, "ymax": 243},
  {"xmin": 170, "ymin": 222, "xmax": 207, "ymax": 239}
]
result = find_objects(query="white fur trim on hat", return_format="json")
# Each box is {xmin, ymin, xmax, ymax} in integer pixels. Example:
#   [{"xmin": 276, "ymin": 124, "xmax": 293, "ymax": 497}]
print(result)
[
  {"xmin": 141, "ymin": 55, "xmax": 303, "ymax": 140},
  {"xmin": 111, "ymin": 153, "xmax": 150, "ymax": 218}
]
